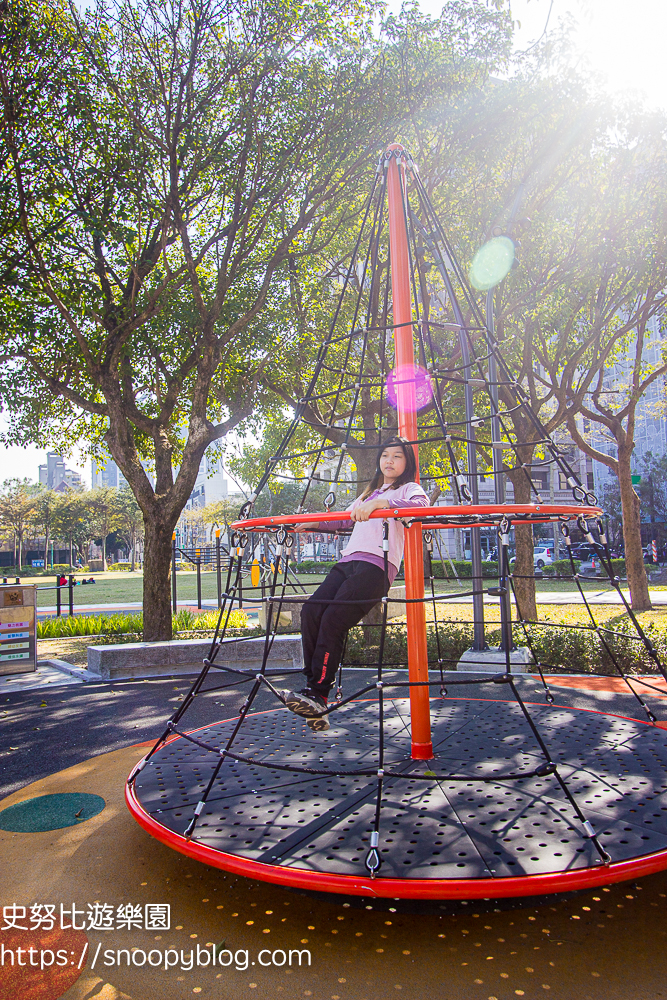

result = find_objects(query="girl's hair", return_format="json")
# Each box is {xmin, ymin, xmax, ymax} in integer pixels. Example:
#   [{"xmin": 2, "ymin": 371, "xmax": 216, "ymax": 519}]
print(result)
[{"xmin": 359, "ymin": 436, "xmax": 417, "ymax": 498}]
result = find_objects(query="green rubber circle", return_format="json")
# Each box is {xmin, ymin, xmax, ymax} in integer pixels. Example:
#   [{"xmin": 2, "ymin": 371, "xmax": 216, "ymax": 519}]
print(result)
[{"xmin": 0, "ymin": 792, "xmax": 106, "ymax": 832}]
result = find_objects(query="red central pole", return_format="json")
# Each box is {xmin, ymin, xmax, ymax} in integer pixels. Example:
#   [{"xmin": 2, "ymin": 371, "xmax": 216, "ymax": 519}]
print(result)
[{"xmin": 386, "ymin": 144, "xmax": 433, "ymax": 761}]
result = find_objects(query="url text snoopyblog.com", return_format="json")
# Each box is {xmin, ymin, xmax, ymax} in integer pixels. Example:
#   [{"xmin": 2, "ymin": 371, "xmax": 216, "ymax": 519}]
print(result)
[{"xmin": 0, "ymin": 942, "xmax": 311, "ymax": 972}]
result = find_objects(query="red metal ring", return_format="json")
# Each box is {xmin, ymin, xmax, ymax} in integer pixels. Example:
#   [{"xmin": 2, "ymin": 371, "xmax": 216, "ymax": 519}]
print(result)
[
  {"xmin": 231, "ymin": 503, "xmax": 602, "ymax": 533},
  {"xmin": 125, "ymin": 780, "xmax": 667, "ymax": 898}
]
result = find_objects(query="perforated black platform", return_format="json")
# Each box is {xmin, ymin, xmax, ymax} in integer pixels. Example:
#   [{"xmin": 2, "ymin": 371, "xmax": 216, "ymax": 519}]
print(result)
[{"xmin": 131, "ymin": 698, "xmax": 667, "ymax": 883}]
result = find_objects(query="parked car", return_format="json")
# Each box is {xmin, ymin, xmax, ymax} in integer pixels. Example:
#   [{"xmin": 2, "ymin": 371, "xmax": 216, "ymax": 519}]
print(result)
[
  {"xmin": 509, "ymin": 545, "xmax": 554, "ymax": 571},
  {"xmin": 533, "ymin": 545, "xmax": 554, "ymax": 569}
]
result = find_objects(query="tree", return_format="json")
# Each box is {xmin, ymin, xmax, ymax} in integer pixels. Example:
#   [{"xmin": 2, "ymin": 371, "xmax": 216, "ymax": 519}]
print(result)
[
  {"xmin": 599, "ymin": 479, "xmax": 623, "ymax": 550},
  {"xmin": 88, "ymin": 487, "xmax": 120, "ymax": 569},
  {"xmin": 52, "ymin": 491, "xmax": 93, "ymax": 569},
  {"xmin": 200, "ymin": 496, "xmax": 246, "ymax": 536},
  {"xmin": 0, "ymin": 479, "xmax": 36, "ymax": 570},
  {"xmin": 31, "ymin": 487, "xmax": 62, "ymax": 567},
  {"xmin": 560, "ymin": 294, "xmax": 667, "ymax": 608},
  {"xmin": 1, "ymin": 0, "xmax": 464, "ymax": 639},
  {"xmin": 113, "ymin": 487, "xmax": 144, "ymax": 571}
]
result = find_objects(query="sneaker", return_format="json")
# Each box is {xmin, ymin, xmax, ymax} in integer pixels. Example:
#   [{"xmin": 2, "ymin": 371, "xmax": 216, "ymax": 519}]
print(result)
[
  {"xmin": 283, "ymin": 688, "xmax": 328, "ymax": 719},
  {"xmin": 307, "ymin": 714, "xmax": 330, "ymax": 733}
]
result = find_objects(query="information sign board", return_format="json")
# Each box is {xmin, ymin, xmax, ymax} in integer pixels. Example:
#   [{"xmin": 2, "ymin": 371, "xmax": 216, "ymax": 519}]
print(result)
[{"xmin": 0, "ymin": 584, "xmax": 37, "ymax": 675}]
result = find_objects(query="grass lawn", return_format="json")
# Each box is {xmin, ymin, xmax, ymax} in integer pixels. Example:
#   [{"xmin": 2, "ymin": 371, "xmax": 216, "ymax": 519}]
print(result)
[
  {"xmin": 22, "ymin": 571, "xmax": 229, "ymax": 608},
  {"xmin": 14, "ymin": 566, "xmax": 667, "ymax": 612},
  {"xmin": 18, "ymin": 570, "xmax": 320, "ymax": 610}
]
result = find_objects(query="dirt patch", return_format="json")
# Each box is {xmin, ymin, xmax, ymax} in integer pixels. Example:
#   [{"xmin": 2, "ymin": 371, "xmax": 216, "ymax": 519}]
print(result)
[{"xmin": 37, "ymin": 636, "xmax": 94, "ymax": 667}]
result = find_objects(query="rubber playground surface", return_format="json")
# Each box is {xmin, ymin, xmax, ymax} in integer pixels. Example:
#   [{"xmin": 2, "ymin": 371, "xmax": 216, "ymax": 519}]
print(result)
[{"xmin": 1, "ymin": 671, "xmax": 667, "ymax": 1000}]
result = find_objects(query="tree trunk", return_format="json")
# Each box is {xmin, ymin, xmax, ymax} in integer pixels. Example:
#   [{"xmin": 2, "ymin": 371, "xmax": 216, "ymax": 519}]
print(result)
[
  {"xmin": 143, "ymin": 517, "xmax": 176, "ymax": 641},
  {"xmin": 618, "ymin": 453, "xmax": 651, "ymax": 611},
  {"xmin": 349, "ymin": 444, "xmax": 378, "ymax": 498},
  {"xmin": 506, "ymin": 467, "xmax": 537, "ymax": 621}
]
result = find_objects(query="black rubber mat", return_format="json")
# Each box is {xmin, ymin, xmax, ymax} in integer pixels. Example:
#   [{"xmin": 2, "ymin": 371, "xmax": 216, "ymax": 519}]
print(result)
[{"xmin": 132, "ymin": 698, "xmax": 667, "ymax": 882}]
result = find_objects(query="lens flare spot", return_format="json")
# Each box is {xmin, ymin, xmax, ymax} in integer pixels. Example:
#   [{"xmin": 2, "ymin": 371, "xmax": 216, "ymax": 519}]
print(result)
[
  {"xmin": 469, "ymin": 236, "xmax": 515, "ymax": 290},
  {"xmin": 386, "ymin": 364, "xmax": 433, "ymax": 412}
]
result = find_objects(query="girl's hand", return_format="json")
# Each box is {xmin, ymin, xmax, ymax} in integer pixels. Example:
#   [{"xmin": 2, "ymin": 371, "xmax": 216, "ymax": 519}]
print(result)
[
  {"xmin": 293, "ymin": 523, "xmax": 318, "ymax": 533},
  {"xmin": 350, "ymin": 497, "xmax": 388, "ymax": 522}
]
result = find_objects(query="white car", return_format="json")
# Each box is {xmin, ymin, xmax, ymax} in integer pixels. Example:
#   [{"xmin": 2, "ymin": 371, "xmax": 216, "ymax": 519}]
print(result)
[{"xmin": 533, "ymin": 546, "xmax": 554, "ymax": 569}]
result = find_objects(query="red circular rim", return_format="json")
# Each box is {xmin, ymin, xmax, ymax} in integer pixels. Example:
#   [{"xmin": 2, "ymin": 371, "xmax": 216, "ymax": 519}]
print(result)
[
  {"xmin": 125, "ymin": 781, "xmax": 667, "ymax": 898},
  {"xmin": 231, "ymin": 503, "xmax": 602, "ymax": 533},
  {"xmin": 126, "ymin": 698, "xmax": 667, "ymax": 899}
]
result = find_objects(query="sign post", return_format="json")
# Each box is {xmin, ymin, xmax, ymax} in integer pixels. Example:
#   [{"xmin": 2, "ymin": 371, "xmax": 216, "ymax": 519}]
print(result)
[{"xmin": 0, "ymin": 583, "xmax": 37, "ymax": 675}]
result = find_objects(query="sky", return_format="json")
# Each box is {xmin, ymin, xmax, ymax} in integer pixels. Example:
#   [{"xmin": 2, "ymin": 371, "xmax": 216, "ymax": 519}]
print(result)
[{"xmin": 2, "ymin": 0, "xmax": 665, "ymax": 488}]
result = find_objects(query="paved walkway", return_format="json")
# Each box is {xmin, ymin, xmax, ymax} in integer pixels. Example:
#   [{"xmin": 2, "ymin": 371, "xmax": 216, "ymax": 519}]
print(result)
[
  {"xmin": 2, "ymin": 678, "xmax": 667, "ymax": 999},
  {"xmin": 450, "ymin": 588, "xmax": 667, "ymax": 605},
  {"xmin": 34, "ymin": 589, "xmax": 667, "ymax": 616}
]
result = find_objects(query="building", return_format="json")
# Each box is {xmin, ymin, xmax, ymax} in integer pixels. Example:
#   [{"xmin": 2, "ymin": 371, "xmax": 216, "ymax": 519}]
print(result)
[
  {"xmin": 91, "ymin": 456, "xmax": 128, "ymax": 490},
  {"xmin": 38, "ymin": 452, "xmax": 83, "ymax": 491},
  {"xmin": 92, "ymin": 442, "xmax": 228, "ymax": 510},
  {"xmin": 183, "ymin": 448, "xmax": 229, "ymax": 511}
]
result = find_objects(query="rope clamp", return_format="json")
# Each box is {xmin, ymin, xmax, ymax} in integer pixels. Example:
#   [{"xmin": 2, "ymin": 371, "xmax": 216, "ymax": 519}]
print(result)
[{"xmin": 535, "ymin": 761, "xmax": 557, "ymax": 776}]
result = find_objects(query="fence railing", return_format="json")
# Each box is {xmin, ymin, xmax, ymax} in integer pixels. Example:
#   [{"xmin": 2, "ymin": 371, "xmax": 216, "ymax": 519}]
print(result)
[
  {"xmin": 2, "ymin": 573, "xmax": 81, "ymax": 617},
  {"xmin": 3, "ymin": 539, "xmax": 334, "ymax": 620}
]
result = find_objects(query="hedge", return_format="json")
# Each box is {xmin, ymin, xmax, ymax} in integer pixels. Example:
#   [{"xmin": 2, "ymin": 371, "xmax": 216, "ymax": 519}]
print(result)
[
  {"xmin": 0, "ymin": 564, "xmax": 76, "ymax": 578},
  {"xmin": 37, "ymin": 608, "xmax": 249, "ymax": 639},
  {"xmin": 343, "ymin": 614, "xmax": 667, "ymax": 675},
  {"xmin": 293, "ymin": 560, "xmax": 336, "ymax": 574},
  {"xmin": 429, "ymin": 560, "xmax": 499, "ymax": 579},
  {"xmin": 543, "ymin": 557, "xmax": 626, "ymax": 578},
  {"xmin": 542, "ymin": 559, "xmax": 581, "ymax": 576}
]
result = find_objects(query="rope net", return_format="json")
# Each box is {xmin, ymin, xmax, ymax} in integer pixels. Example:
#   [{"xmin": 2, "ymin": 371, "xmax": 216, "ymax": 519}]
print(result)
[{"xmin": 130, "ymin": 147, "xmax": 667, "ymax": 884}]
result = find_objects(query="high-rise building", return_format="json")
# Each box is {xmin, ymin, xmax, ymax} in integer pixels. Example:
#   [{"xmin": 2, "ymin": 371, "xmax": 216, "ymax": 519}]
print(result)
[
  {"xmin": 38, "ymin": 452, "xmax": 82, "ymax": 491},
  {"xmin": 91, "ymin": 456, "xmax": 127, "ymax": 489},
  {"xmin": 184, "ymin": 449, "xmax": 228, "ymax": 510}
]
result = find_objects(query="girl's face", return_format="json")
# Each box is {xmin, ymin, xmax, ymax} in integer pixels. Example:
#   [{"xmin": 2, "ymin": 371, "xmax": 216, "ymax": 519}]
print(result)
[{"xmin": 379, "ymin": 446, "xmax": 407, "ymax": 483}]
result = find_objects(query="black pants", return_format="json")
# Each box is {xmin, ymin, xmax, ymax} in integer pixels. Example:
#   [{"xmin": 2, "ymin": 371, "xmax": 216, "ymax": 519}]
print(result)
[{"xmin": 301, "ymin": 560, "xmax": 388, "ymax": 696}]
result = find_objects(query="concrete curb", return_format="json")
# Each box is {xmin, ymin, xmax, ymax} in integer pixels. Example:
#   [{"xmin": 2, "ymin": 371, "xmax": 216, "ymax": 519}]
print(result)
[
  {"xmin": 36, "ymin": 657, "xmax": 89, "ymax": 682},
  {"xmin": 86, "ymin": 634, "xmax": 303, "ymax": 681}
]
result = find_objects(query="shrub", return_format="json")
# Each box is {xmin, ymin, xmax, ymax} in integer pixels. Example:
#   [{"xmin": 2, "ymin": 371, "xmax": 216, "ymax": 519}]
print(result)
[
  {"xmin": 37, "ymin": 608, "xmax": 249, "ymax": 639},
  {"xmin": 429, "ymin": 560, "xmax": 499, "ymax": 579},
  {"xmin": 294, "ymin": 560, "xmax": 335, "ymax": 575},
  {"xmin": 0, "ymin": 563, "xmax": 75, "ymax": 578},
  {"xmin": 343, "ymin": 613, "xmax": 667, "ymax": 675},
  {"xmin": 542, "ymin": 558, "xmax": 581, "ymax": 577}
]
